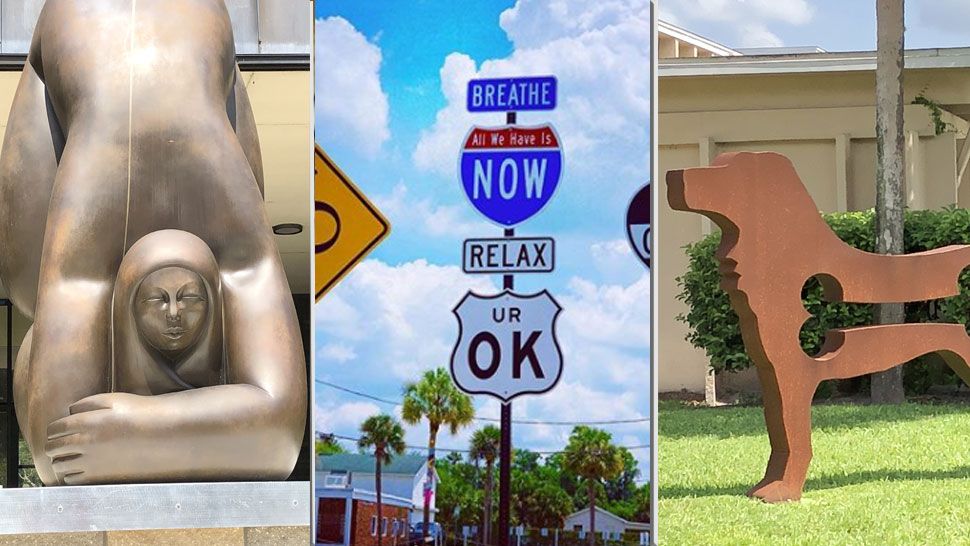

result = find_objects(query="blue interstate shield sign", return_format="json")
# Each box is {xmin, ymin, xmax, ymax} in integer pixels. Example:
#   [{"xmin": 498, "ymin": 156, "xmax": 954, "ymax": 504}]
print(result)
[{"xmin": 458, "ymin": 124, "xmax": 563, "ymax": 227}]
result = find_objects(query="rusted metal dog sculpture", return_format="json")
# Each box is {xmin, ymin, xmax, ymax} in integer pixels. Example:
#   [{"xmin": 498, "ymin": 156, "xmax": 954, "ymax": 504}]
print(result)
[{"xmin": 667, "ymin": 151, "xmax": 970, "ymax": 502}]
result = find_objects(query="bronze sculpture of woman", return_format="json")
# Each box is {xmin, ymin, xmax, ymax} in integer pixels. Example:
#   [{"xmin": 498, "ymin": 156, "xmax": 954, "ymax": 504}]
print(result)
[{"xmin": 1, "ymin": 0, "xmax": 306, "ymax": 485}]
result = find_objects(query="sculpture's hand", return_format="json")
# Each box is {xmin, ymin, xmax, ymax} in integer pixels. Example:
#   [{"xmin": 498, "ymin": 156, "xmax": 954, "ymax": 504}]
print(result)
[{"xmin": 45, "ymin": 393, "xmax": 150, "ymax": 485}]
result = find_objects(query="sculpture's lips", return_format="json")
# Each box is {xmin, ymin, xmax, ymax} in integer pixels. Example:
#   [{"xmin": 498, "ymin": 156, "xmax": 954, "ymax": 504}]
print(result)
[{"xmin": 163, "ymin": 327, "xmax": 185, "ymax": 339}]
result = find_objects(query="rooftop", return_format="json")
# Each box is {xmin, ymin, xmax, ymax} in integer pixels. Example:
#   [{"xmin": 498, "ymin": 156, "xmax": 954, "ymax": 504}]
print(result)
[
  {"xmin": 317, "ymin": 453, "xmax": 426, "ymax": 476},
  {"xmin": 660, "ymin": 47, "xmax": 970, "ymax": 77},
  {"xmin": 658, "ymin": 20, "xmax": 741, "ymax": 58}
]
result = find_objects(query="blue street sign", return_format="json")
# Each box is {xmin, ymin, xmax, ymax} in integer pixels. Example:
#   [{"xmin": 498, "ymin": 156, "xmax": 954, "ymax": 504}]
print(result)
[
  {"xmin": 459, "ymin": 124, "xmax": 563, "ymax": 227},
  {"xmin": 467, "ymin": 76, "xmax": 557, "ymax": 112}
]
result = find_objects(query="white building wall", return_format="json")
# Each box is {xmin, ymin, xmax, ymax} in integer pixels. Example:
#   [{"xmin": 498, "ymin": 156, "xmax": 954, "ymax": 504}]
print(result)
[{"xmin": 563, "ymin": 509, "xmax": 628, "ymax": 536}]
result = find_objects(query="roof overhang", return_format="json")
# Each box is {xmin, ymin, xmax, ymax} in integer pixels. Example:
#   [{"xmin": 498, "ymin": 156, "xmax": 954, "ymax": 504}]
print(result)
[
  {"xmin": 660, "ymin": 47, "xmax": 970, "ymax": 77},
  {"xmin": 315, "ymin": 487, "xmax": 414, "ymax": 509},
  {"xmin": 658, "ymin": 20, "xmax": 742, "ymax": 57}
]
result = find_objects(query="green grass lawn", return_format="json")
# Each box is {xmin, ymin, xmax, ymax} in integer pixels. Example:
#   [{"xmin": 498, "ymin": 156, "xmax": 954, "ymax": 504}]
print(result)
[{"xmin": 658, "ymin": 400, "xmax": 970, "ymax": 545}]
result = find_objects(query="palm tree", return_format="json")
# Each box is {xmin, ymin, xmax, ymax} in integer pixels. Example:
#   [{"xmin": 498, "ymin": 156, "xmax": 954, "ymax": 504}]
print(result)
[
  {"xmin": 469, "ymin": 425, "xmax": 501, "ymax": 545},
  {"xmin": 402, "ymin": 367, "xmax": 475, "ymax": 540},
  {"xmin": 562, "ymin": 426, "xmax": 625, "ymax": 546},
  {"xmin": 359, "ymin": 414, "xmax": 406, "ymax": 546}
]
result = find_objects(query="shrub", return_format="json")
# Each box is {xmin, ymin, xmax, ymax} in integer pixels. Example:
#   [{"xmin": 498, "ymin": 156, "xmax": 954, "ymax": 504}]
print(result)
[{"xmin": 676, "ymin": 208, "xmax": 968, "ymax": 395}]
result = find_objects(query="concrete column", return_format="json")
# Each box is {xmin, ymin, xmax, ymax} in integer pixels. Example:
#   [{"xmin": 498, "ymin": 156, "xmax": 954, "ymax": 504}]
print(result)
[
  {"xmin": 698, "ymin": 136, "xmax": 717, "ymax": 405},
  {"xmin": 344, "ymin": 497, "xmax": 353, "ymax": 546},
  {"xmin": 835, "ymin": 134, "xmax": 850, "ymax": 212},
  {"xmin": 958, "ymin": 138, "xmax": 970, "ymax": 187},
  {"xmin": 906, "ymin": 130, "xmax": 923, "ymax": 209},
  {"xmin": 698, "ymin": 137, "xmax": 717, "ymax": 236}
]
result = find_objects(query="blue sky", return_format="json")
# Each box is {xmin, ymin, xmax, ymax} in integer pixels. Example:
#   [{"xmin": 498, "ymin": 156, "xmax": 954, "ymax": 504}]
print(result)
[
  {"xmin": 313, "ymin": 0, "xmax": 970, "ymax": 483},
  {"xmin": 314, "ymin": 0, "xmax": 652, "ymax": 475},
  {"xmin": 661, "ymin": 0, "xmax": 970, "ymax": 52}
]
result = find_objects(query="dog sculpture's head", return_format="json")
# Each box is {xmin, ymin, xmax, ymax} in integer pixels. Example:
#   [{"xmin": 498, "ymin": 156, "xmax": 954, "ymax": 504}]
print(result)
[
  {"xmin": 667, "ymin": 152, "xmax": 821, "ymax": 289},
  {"xmin": 667, "ymin": 152, "xmax": 814, "ymax": 222}
]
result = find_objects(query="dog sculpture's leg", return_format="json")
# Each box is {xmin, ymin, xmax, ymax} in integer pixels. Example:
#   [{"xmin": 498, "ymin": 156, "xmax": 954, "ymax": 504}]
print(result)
[{"xmin": 748, "ymin": 365, "xmax": 815, "ymax": 502}]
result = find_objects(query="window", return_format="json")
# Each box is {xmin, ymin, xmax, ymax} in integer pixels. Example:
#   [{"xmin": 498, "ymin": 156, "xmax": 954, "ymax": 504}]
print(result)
[
  {"xmin": 392, "ymin": 519, "xmax": 400, "ymax": 537},
  {"xmin": 0, "ymin": 300, "xmax": 34, "ymax": 489},
  {"xmin": 370, "ymin": 515, "xmax": 378, "ymax": 536},
  {"xmin": 573, "ymin": 525, "xmax": 583, "ymax": 532},
  {"xmin": 382, "ymin": 517, "xmax": 388, "ymax": 536}
]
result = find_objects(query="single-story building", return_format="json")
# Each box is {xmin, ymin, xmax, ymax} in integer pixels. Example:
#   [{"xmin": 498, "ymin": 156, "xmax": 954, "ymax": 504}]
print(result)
[
  {"xmin": 316, "ymin": 485, "xmax": 412, "ymax": 546},
  {"xmin": 657, "ymin": 22, "xmax": 970, "ymax": 398},
  {"xmin": 563, "ymin": 506, "xmax": 651, "ymax": 536},
  {"xmin": 316, "ymin": 453, "xmax": 436, "ymax": 526}
]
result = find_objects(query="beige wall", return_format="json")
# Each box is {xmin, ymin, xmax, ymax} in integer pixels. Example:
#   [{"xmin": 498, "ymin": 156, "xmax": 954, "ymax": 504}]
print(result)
[{"xmin": 658, "ymin": 68, "xmax": 970, "ymax": 393}]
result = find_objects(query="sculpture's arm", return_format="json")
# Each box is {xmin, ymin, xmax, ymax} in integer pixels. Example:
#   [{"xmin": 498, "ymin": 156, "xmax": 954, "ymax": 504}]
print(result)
[
  {"xmin": 46, "ymin": 384, "xmax": 303, "ymax": 484},
  {"xmin": 826, "ymin": 244, "xmax": 970, "ymax": 303}
]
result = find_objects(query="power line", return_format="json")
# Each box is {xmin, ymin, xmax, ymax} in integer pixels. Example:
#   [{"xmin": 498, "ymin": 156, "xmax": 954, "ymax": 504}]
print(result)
[
  {"xmin": 315, "ymin": 379, "xmax": 650, "ymax": 426},
  {"xmin": 324, "ymin": 432, "xmax": 649, "ymax": 456}
]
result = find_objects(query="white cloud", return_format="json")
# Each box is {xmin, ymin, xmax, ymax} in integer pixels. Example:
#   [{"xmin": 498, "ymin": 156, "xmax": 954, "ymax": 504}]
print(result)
[
  {"xmin": 661, "ymin": 0, "xmax": 815, "ymax": 48},
  {"xmin": 499, "ymin": 0, "xmax": 650, "ymax": 49},
  {"xmin": 591, "ymin": 239, "xmax": 632, "ymax": 261},
  {"xmin": 672, "ymin": 0, "xmax": 813, "ymax": 25},
  {"xmin": 738, "ymin": 23, "xmax": 785, "ymax": 48},
  {"xmin": 316, "ymin": 258, "xmax": 651, "ymax": 471},
  {"xmin": 315, "ymin": 401, "xmax": 381, "ymax": 435},
  {"xmin": 375, "ymin": 183, "xmax": 491, "ymax": 239},
  {"xmin": 315, "ymin": 17, "xmax": 390, "ymax": 157},
  {"xmin": 316, "ymin": 259, "xmax": 497, "ymax": 380},
  {"xmin": 557, "ymin": 273, "xmax": 651, "ymax": 389},
  {"xmin": 413, "ymin": 1, "xmax": 650, "ymax": 185},
  {"xmin": 317, "ymin": 342, "xmax": 358, "ymax": 363}
]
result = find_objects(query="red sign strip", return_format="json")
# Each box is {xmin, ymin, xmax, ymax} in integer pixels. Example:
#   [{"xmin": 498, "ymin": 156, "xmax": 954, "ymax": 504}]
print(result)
[{"xmin": 463, "ymin": 125, "xmax": 560, "ymax": 150}]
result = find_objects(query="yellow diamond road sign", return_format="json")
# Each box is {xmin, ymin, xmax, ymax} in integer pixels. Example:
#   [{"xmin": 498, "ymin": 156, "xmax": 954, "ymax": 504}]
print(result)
[{"xmin": 315, "ymin": 145, "xmax": 390, "ymax": 301}]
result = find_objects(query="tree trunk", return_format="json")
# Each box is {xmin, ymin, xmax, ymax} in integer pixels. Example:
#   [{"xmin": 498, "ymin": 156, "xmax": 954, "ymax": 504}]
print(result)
[
  {"xmin": 872, "ymin": 0, "xmax": 907, "ymax": 404},
  {"xmin": 484, "ymin": 459, "xmax": 493, "ymax": 545},
  {"xmin": 423, "ymin": 426, "xmax": 438, "ymax": 541},
  {"xmin": 377, "ymin": 450, "xmax": 384, "ymax": 546},
  {"xmin": 587, "ymin": 481, "xmax": 596, "ymax": 546}
]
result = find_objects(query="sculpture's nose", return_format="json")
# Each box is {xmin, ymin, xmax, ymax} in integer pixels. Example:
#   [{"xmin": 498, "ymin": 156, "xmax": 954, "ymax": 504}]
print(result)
[
  {"xmin": 166, "ymin": 299, "xmax": 181, "ymax": 321},
  {"xmin": 666, "ymin": 169, "xmax": 690, "ymax": 211}
]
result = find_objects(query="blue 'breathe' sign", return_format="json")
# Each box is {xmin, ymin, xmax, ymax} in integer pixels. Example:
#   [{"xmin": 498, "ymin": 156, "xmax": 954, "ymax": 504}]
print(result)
[
  {"xmin": 458, "ymin": 124, "xmax": 563, "ymax": 227},
  {"xmin": 467, "ymin": 76, "xmax": 557, "ymax": 112}
]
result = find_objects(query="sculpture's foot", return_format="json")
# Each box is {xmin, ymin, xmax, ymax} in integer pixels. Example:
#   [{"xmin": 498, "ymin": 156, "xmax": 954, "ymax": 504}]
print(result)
[{"xmin": 746, "ymin": 480, "xmax": 803, "ymax": 503}]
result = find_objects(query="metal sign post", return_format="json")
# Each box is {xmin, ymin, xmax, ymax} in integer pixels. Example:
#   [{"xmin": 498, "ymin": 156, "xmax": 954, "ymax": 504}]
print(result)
[
  {"xmin": 499, "ymin": 111, "xmax": 515, "ymax": 546},
  {"xmin": 454, "ymin": 78, "xmax": 562, "ymax": 546}
]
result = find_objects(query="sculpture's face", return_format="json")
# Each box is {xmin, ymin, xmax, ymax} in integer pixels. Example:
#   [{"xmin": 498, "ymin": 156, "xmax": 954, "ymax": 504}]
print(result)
[{"xmin": 134, "ymin": 267, "xmax": 208, "ymax": 359}]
